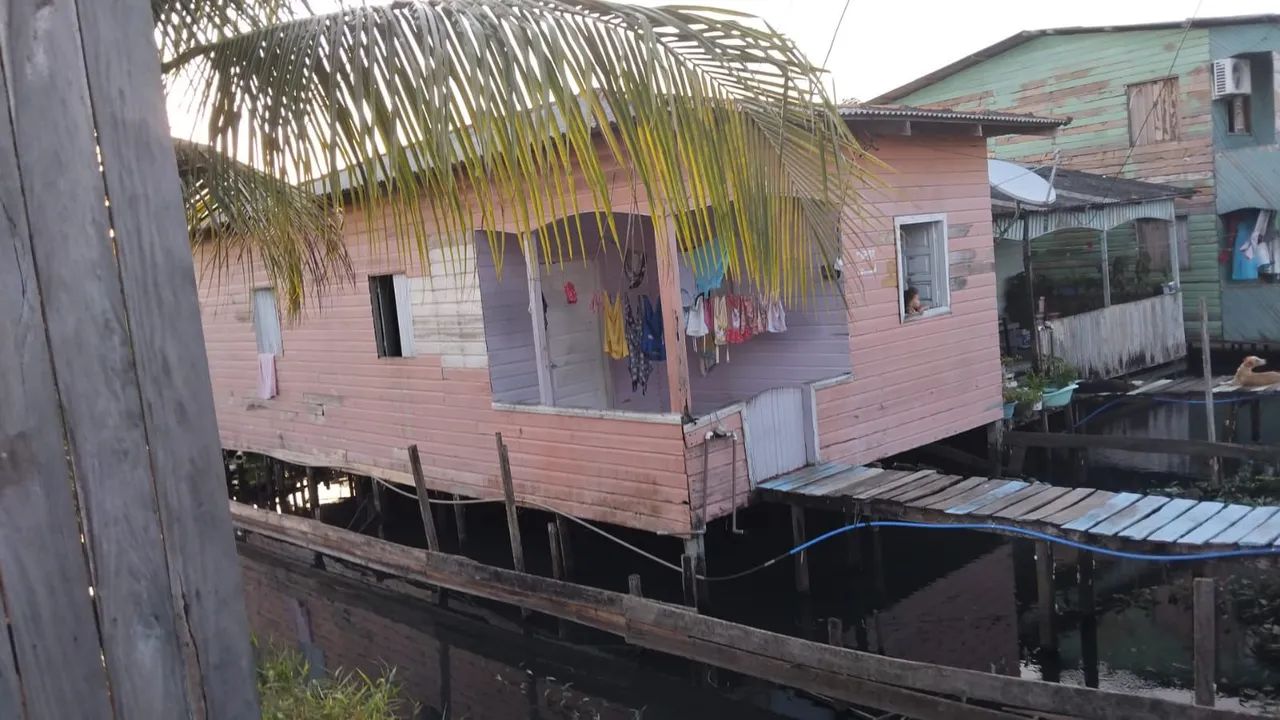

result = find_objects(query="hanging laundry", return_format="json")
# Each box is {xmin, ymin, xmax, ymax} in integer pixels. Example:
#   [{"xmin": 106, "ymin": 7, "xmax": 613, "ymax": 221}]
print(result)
[
  {"xmin": 257, "ymin": 353, "xmax": 278, "ymax": 400},
  {"xmin": 751, "ymin": 296, "xmax": 767, "ymax": 335},
  {"xmin": 687, "ymin": 242, "xmax": 727, "ymax": 296},
  {"xmin": 640, "ymin": 295, "xmax": 666, "ymax": 361},
  {"xmin": 624, "ymin": 298, "xmax": 653, "ymax": 394},
  {"xmin": 741, "ymin": 297, "xmax": 759, "ymax": 341},
  {"xmin": 563, "ymin": 281, "xmax": 578, "ymax": 304},
  {"xmin": 603, "ymin": 293, "xmax": 628, "ymax": 360},
  {"xmin": 1233, "ymin": 209, "xmax": 1264, "ymax": 281},
  {"xmin": 712, "ymin": 294, "xmax": 729, "ymax": 346},
  {"xmin": 685, "ymin": 295, "xmax": 709, "ymax": 337},
  {"xmin": 766, "ymin": 299, "xmax": 788, "ymax": 333},
  {"xmin": 725, "ymin": 295, "xmax": 747, "ymax": 344},
  {"xmin": 624, "ymin": 249, "xmax": 647, "ymax": 289}
]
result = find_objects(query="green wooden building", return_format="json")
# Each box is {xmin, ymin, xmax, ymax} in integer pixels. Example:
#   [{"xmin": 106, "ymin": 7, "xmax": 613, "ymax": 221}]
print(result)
[{"xmin": 876, "ymin": 15, "xmax": 1280, "ymax": 347}]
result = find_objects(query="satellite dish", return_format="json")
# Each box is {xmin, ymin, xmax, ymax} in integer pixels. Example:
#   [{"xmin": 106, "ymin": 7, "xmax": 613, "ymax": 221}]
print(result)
[{"xmin": 988, "ymin": 159, "xmax": 1056, "ymax": 205}]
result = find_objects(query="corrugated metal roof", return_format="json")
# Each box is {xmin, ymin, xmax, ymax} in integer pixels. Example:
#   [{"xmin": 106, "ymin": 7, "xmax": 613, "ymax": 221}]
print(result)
[
  {"xmin": 839, "ymin": 104, "xmax": 1066, "ymax": 127},
  {"xmin": 873, "ymin": 14, "xmax": 1280, "ymax": 103}
]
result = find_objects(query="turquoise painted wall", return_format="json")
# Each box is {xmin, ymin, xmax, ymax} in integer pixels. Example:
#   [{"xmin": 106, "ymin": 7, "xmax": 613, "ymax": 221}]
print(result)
[
  {"xmin": 895, "ymin": 28, "xmax": 1230, "ymax": 340},
  {"xmin": 1209, "ymin": 24, "xmax": 1280, "ymax": 343}
]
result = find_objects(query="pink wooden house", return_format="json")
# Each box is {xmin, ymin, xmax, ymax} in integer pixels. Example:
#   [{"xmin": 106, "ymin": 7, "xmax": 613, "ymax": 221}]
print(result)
[{"xmin": 198, "ymin": 105, "xmax": 1063, "ymax": 551}]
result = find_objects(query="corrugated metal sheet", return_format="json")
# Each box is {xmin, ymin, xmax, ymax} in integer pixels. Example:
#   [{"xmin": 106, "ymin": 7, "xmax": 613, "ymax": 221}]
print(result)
[
  {"xmin": 741, "ymin": 386, "xmax": 807, "ymax": 485},
  {"xmin": 839, "ymin": 104, "xmax": 1064, "ymax": 126},
  {"xmin": 1039, "ymin": 293, "xmax": 1187, "ymax": 378},
  {"xmin": 993, "ymin": 198, "xmax": 1176, "ymax": 239}
]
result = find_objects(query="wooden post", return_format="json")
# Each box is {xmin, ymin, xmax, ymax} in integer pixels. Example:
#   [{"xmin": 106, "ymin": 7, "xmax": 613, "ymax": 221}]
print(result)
[
  {"xmin": 369, "ymin": 477, "xmax": 388, "ymax": 540},
  {"xmin": 1099, "ymin": 228, "xmax": 1112, "ymax": 307},
  {"xmin": 791, "ymin": 505, "xmax": 811, "ymax": 595},
  {"xmin": 495, "ymin": 433, "xmax": 525, "ymax": 574},
  {"xmin": 657, "ymin": 217, "xmax": 692, "ymax": 416},
  {"xmin": 1079, "ymin": 551, "xmax": 1099, "ymax": 689},
  {"xmin": 548, "ymin": 522, "xmax": 568, "ymax": 638},
  {"xmin": 306, "ymin": 467, "xmax": 321, "ymax": 519},
  {"xmin": 1200, "ymin": 298, "xmax": 1219, "ymax": 483},
  {"xmin": 987, "ymin": 420, "xmax": 1005, "ymax": 478},
  {"xmin": 681, "ymin": 554, "xmax": 699, "ymax": 610},
  {"xmin": 1224, "ymin": 403, "xmax": 1240, "ymax": 444},
  {"xmin": 407, "ymin": 445, "xmax": 441, "ymax": 553},
  {"xmin": 628, "ymin": 573, "xmax": 643, "ymax": 597},
  {"xmin": 827, "ymin": 617, "xmax": 844, "ymax": 648},
  {"xmin": 1036, "ymin": 541, "xmax": 1056, "ymax": 651},
  {"xmin": 555, "ymin": 515, "xmax": 575, "ymax": 580},
  {"xmin": 684, "ymin": 536, "xmax": 709, "ymax": 610},
  {"xmin": 1022, "ymin": 217, "xmax": 1041, "ymax": 372},
  {"xmin": 1168, "ymin": 217, "xmax": 1182, "ymax": 290},
  {"xmin": 453, "ymin": 497, "xmax": 468, "ymax": 548},
  {"xmin": 1194, "ymin": 577, "xmax": 1216, "ymax": 707}
]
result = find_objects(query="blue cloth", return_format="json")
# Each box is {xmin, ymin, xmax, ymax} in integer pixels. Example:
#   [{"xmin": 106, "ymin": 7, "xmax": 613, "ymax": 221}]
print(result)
[
  {"xmin": 640, "ymin": 295, "xmax": 665, "ymax": 361},
  {"xmin": 1233, "ymin": 210, "xmax": 1261, "ymax": 281},
  {"xmin": 688, "ymin": 243, "xmax": 727, "ymax": 295}
]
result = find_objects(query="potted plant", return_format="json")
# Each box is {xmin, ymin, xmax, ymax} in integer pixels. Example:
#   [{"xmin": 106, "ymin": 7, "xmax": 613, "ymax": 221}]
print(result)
[
  {"xmin": 1040, "ymin": 357, "xmax": 1079, "ymax": 408},
  {"xmin": 1007, "ymin": 384, "xmax": 1043, "ymax": 418},
  {"xmin": 1002, "ymin": 385, "xmax": 1019, "ymax": 419}
]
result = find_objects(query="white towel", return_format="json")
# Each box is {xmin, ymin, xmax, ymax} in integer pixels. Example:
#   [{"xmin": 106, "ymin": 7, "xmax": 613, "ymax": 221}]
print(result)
[{"xmin": 258, "ymin": 353, "xmax": 278, "ymax": 399}]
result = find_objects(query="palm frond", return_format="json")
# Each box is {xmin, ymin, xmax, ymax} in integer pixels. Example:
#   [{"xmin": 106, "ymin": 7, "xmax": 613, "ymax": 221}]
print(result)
[
  {"xmin": 176, "ymin": 139, "xmax": 348, "ymax": 316},
  {"xmin": 169, "ymin": 0, "xmax": 875, "ymax": 300},
  {"xmin": 152, "ymin": 0, "xmax": 298, "ymax": 69}
]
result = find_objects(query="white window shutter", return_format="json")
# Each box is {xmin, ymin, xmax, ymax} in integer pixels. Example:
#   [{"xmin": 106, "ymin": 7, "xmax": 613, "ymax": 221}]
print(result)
[{"xmin": 392, "ymin": 273, "xmax": 416, "ymax": 357}]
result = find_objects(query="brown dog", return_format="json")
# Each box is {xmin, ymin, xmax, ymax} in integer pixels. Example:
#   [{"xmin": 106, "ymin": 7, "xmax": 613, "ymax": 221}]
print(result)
[{"xmin": 1233, "ymin": 356, "xmax": 1280, "ymax": 387}]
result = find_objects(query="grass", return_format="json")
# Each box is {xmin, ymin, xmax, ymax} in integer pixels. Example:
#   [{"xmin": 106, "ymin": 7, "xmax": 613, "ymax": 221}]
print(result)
[{"xmin": 256, "ymin": 643, "xmax": 415, "ymax": 720}]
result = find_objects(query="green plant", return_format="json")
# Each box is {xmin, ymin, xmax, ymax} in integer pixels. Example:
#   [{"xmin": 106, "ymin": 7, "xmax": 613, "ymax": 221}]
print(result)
[
  {"xmin": 1042, "ymin": 356, "xmax": 1079, "ymax": 389},
  {"xmin": 1005, "ymin": 385, "xmax": 1042, "ymax": 406},
  {"xmin": 257, "ymin": 643, "xmax": 412, "ymax": 720}
]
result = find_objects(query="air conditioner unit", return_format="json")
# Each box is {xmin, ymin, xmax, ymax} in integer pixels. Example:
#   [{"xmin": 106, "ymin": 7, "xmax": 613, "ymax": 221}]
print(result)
[{"xmin": 1212, "ymin": 58, "xmax": 1252, "ymax": 98}]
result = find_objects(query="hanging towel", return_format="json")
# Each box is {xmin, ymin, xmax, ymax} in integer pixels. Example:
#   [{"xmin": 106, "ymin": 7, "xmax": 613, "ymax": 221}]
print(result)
[
  {"xmin": 685, "ymin": 295, "xmax": 709, "ymax": 337},
  {"xmin": 603, "ymin": 293, "xmax": 628, "ymax": 360},
  {"xmin": 713, "ymin": 294, "xmax": 729, "ymax": 346},
  {"xmin": 257, "ymin": 353, "xmax": 278, "ymax": 399},
  {"xmin": 766, "ymin": 299, "xmax": 788, "ymax": 333},
  {"xmin": 640, "ymin": 295, "xmax": 666, "ymax": 361},
  {"xmin": 688, "ymin": 242, "xmax": 727, "ymax": 296},
  {"xmin": 1233, "ymin": 210, "xmax": 1263, "ymax": 281}
]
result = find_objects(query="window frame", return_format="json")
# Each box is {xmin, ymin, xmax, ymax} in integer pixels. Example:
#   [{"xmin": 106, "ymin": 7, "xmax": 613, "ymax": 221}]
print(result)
[
  {"xmin": 368, "ymin": 272, "xmax": 416, "ymax": 358},
  {"xmin": 251, "ymin": 286, "xmax": 283, "ymax": 356},
  {"xmin": 894, "ymin": 213, "xmax": 951, "ymax": 323}
]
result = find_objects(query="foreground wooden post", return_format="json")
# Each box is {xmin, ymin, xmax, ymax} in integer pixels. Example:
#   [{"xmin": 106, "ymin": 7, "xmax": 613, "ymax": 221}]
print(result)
[
  {"xmin": 1194, "ymin": 577, "xmax": 1216, "ymax": 707},
  {"xmin": 1079, "ymin": 551, "xmax": 1099, "ymax": 689},
  {"xmin": 555, "ymin": 515, "xmax": 576, "ymax": 580},
  {"xmin": 496, "ymin": 433, "xmax": 525, "ymax": 573},
  {"xmin": 1036, "ymin": 541, "xmax": 1056, "ymax": 651},
  {"xmin": 0, "ymin": 1, "xmax": 258, "ymax": 714},
  {"xmin": 453, "ymin": 498, "xmax": 469, "ymax": 548},
  {"xmin": 681, "ymin": 554, "xmax": 699, "ymax": 610},
  {"xmin": 407, "ymin": 445, "xmax": 441, "ymax": 552},
  {"xmin": 548, "ymin": 522, "xmax": 569, "ymax": 638},
  {"xmin": 370, "ymin": 477, "xmax": 387, "ymax": 540}
]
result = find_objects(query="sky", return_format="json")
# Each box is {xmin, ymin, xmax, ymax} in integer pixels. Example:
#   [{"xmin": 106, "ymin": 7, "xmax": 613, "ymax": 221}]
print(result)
[{"xmin": 299, "ymin": 0, "xmax": 1278, "ymax": 102}]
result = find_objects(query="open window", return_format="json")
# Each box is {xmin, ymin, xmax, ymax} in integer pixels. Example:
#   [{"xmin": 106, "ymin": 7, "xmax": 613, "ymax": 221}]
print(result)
[
  {"xmin": 369, "ymin": 273, "xmax": 415, "ymax": 358},
  {"xmin": 895, "ymin": 214, "xmax": 950, "ymax": 321},
  {"xmin": 252, "ymin": 287, "xmax": 282, "ymax": 355}
]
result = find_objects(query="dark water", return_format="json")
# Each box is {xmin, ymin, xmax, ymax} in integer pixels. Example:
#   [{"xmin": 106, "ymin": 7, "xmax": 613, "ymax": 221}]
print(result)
[{"xmin": 246, "ymin": 483, "xmax": 1280, "ymax": 717}]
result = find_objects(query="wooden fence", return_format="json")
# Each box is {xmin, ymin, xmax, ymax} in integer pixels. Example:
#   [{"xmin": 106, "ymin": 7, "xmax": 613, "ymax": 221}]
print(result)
[
  {"xmin": 1039, "ymin": 293, "xmax": 1186, "ymax": 378},
  {"xmin": 0, "ymin": 1, "xmax": 257, "ymax": 717}
]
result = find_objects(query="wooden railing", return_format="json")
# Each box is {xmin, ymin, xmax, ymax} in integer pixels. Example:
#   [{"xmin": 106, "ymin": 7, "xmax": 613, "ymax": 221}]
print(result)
[{"xmin": 1040, "ymin": 293, "xmax": 1186, "ymax": 379}]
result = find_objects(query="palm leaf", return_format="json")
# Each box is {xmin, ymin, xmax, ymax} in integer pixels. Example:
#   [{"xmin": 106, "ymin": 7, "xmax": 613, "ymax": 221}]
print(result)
[
  {"xmin": 176, "ymin": 139, "xmax": 348, "ymax": 315},
  {"xmin": 167, "ymin": 0, "xmax": 874, "ymax": 301}
]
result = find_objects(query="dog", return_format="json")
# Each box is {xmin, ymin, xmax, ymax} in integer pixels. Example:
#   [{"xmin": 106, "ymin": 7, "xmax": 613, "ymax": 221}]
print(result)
[{"xmin": 1233, "ymin": 355, "xmax": 1280, "ymax": 387}]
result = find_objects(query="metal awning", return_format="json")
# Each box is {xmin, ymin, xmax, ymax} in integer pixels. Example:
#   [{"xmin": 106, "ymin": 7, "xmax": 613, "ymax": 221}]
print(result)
[{"xmin": 991, "ymin": 166, "xmax": 1193, "ymax": 240}]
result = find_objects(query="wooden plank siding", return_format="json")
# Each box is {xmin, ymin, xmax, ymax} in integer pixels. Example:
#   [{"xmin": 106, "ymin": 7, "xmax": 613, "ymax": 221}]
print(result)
[
  {"xmin": 891, "ymin": 29, "xmax": 1225, "ymax": 340},
  {"xmin": 200, "ymin": 130, "xmax": 1010, "ymax": 535},
  {"xmin": 816, "ymin": 135, "xmax": 1004, "ymax": 467}
]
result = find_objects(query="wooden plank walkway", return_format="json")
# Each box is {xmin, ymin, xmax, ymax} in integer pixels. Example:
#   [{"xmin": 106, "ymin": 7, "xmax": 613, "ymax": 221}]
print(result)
[
  {"xmin": 756, "ymin": 464, "xmax": 1280, "ymax": 554},
  {"xmin": 1079, "ymin": 375, "xmax": 1280, "ymax": 399}
]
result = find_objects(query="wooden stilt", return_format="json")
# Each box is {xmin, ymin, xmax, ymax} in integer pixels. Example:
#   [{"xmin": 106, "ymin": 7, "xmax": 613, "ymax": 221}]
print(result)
[
  {"xmin": 681, "ymin": 554, "xmax": 698, "ymax": 610},
  {"xmin": 1008, "ymin": 446, "xmax": 1028, "ymax": 476},
  {"xmin": 370, "ymin": 477, "xmax": 387, "ymax": 540},
  {"xmin": 1078, "ymin": 551, "xmax": 1098, "ymax": 689},
  {"xmin": 495, "ymin": 433, "xmax": 525, "ymax": 574},
  {"xmin": 306, "ymin": 467, "xmax": 321, "ymax": 519},
  {"xmin": 555, "ymin": 515, "xmax": 575, "ymax": 580},
  {"xmin": 407, "ymin": 445, "xmax": 441, "ymax": 553},
  {"xmin": 870, "ymin": 525, "xmax": 887, "ymax": 601},
  {"xmin": 452, "ymin": 496, "xmax": 468, "ymax": 548},
  {"xmin": 684, "ymin": 536, "xmax": 709, "ymax": 610},
  {"xmin": 547, "ymin": 522, "xmax": 568, "ymax": 639},
  {"xmin": 1194, "ymin": 577, "xmax": 1216, "ymax": 707},
  {"xmin": 1036, "ymin": 540, "xmax": 1055, "ymax": 651},
  {"xmin": 791, "ymin": 505, "xmax": 810, "ymax": 595},
  {"xmin": 1200, "ymin": 299, "xmax": 1219, "ymax": 484},
  {"xmin": 1251, "ymin": 399, "xmax": 1263, "ymax": 443},
  {"xmin": 1224, "ymin": 403, "xmax": 1239, "ymax": 444},
  {"xmin": 987, "ymin": 420, "xmax": 1005, "ymax": 478},
  {"xmin": 628, "ymin": 573, "xmax": 643, "ymax": 597},
  {"xmin": 827, "ymin": 617, "xmax": 844, "ymax": 648}
]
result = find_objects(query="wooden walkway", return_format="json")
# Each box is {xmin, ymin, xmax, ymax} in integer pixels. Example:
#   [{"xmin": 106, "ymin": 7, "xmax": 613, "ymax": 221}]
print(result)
[
  {"xmin": 1081, "ymin": 375, "xmax": 1280, "ymax": 398},
  {"xmin": 756, "ymin": 464, "xmax": 1280, "ymax": 553}
]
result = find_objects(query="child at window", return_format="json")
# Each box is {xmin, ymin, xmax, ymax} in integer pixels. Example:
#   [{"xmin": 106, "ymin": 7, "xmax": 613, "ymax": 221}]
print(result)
[{"xmin": 904, "ymin": 287, "xmax": 926, "ymax": 316}]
